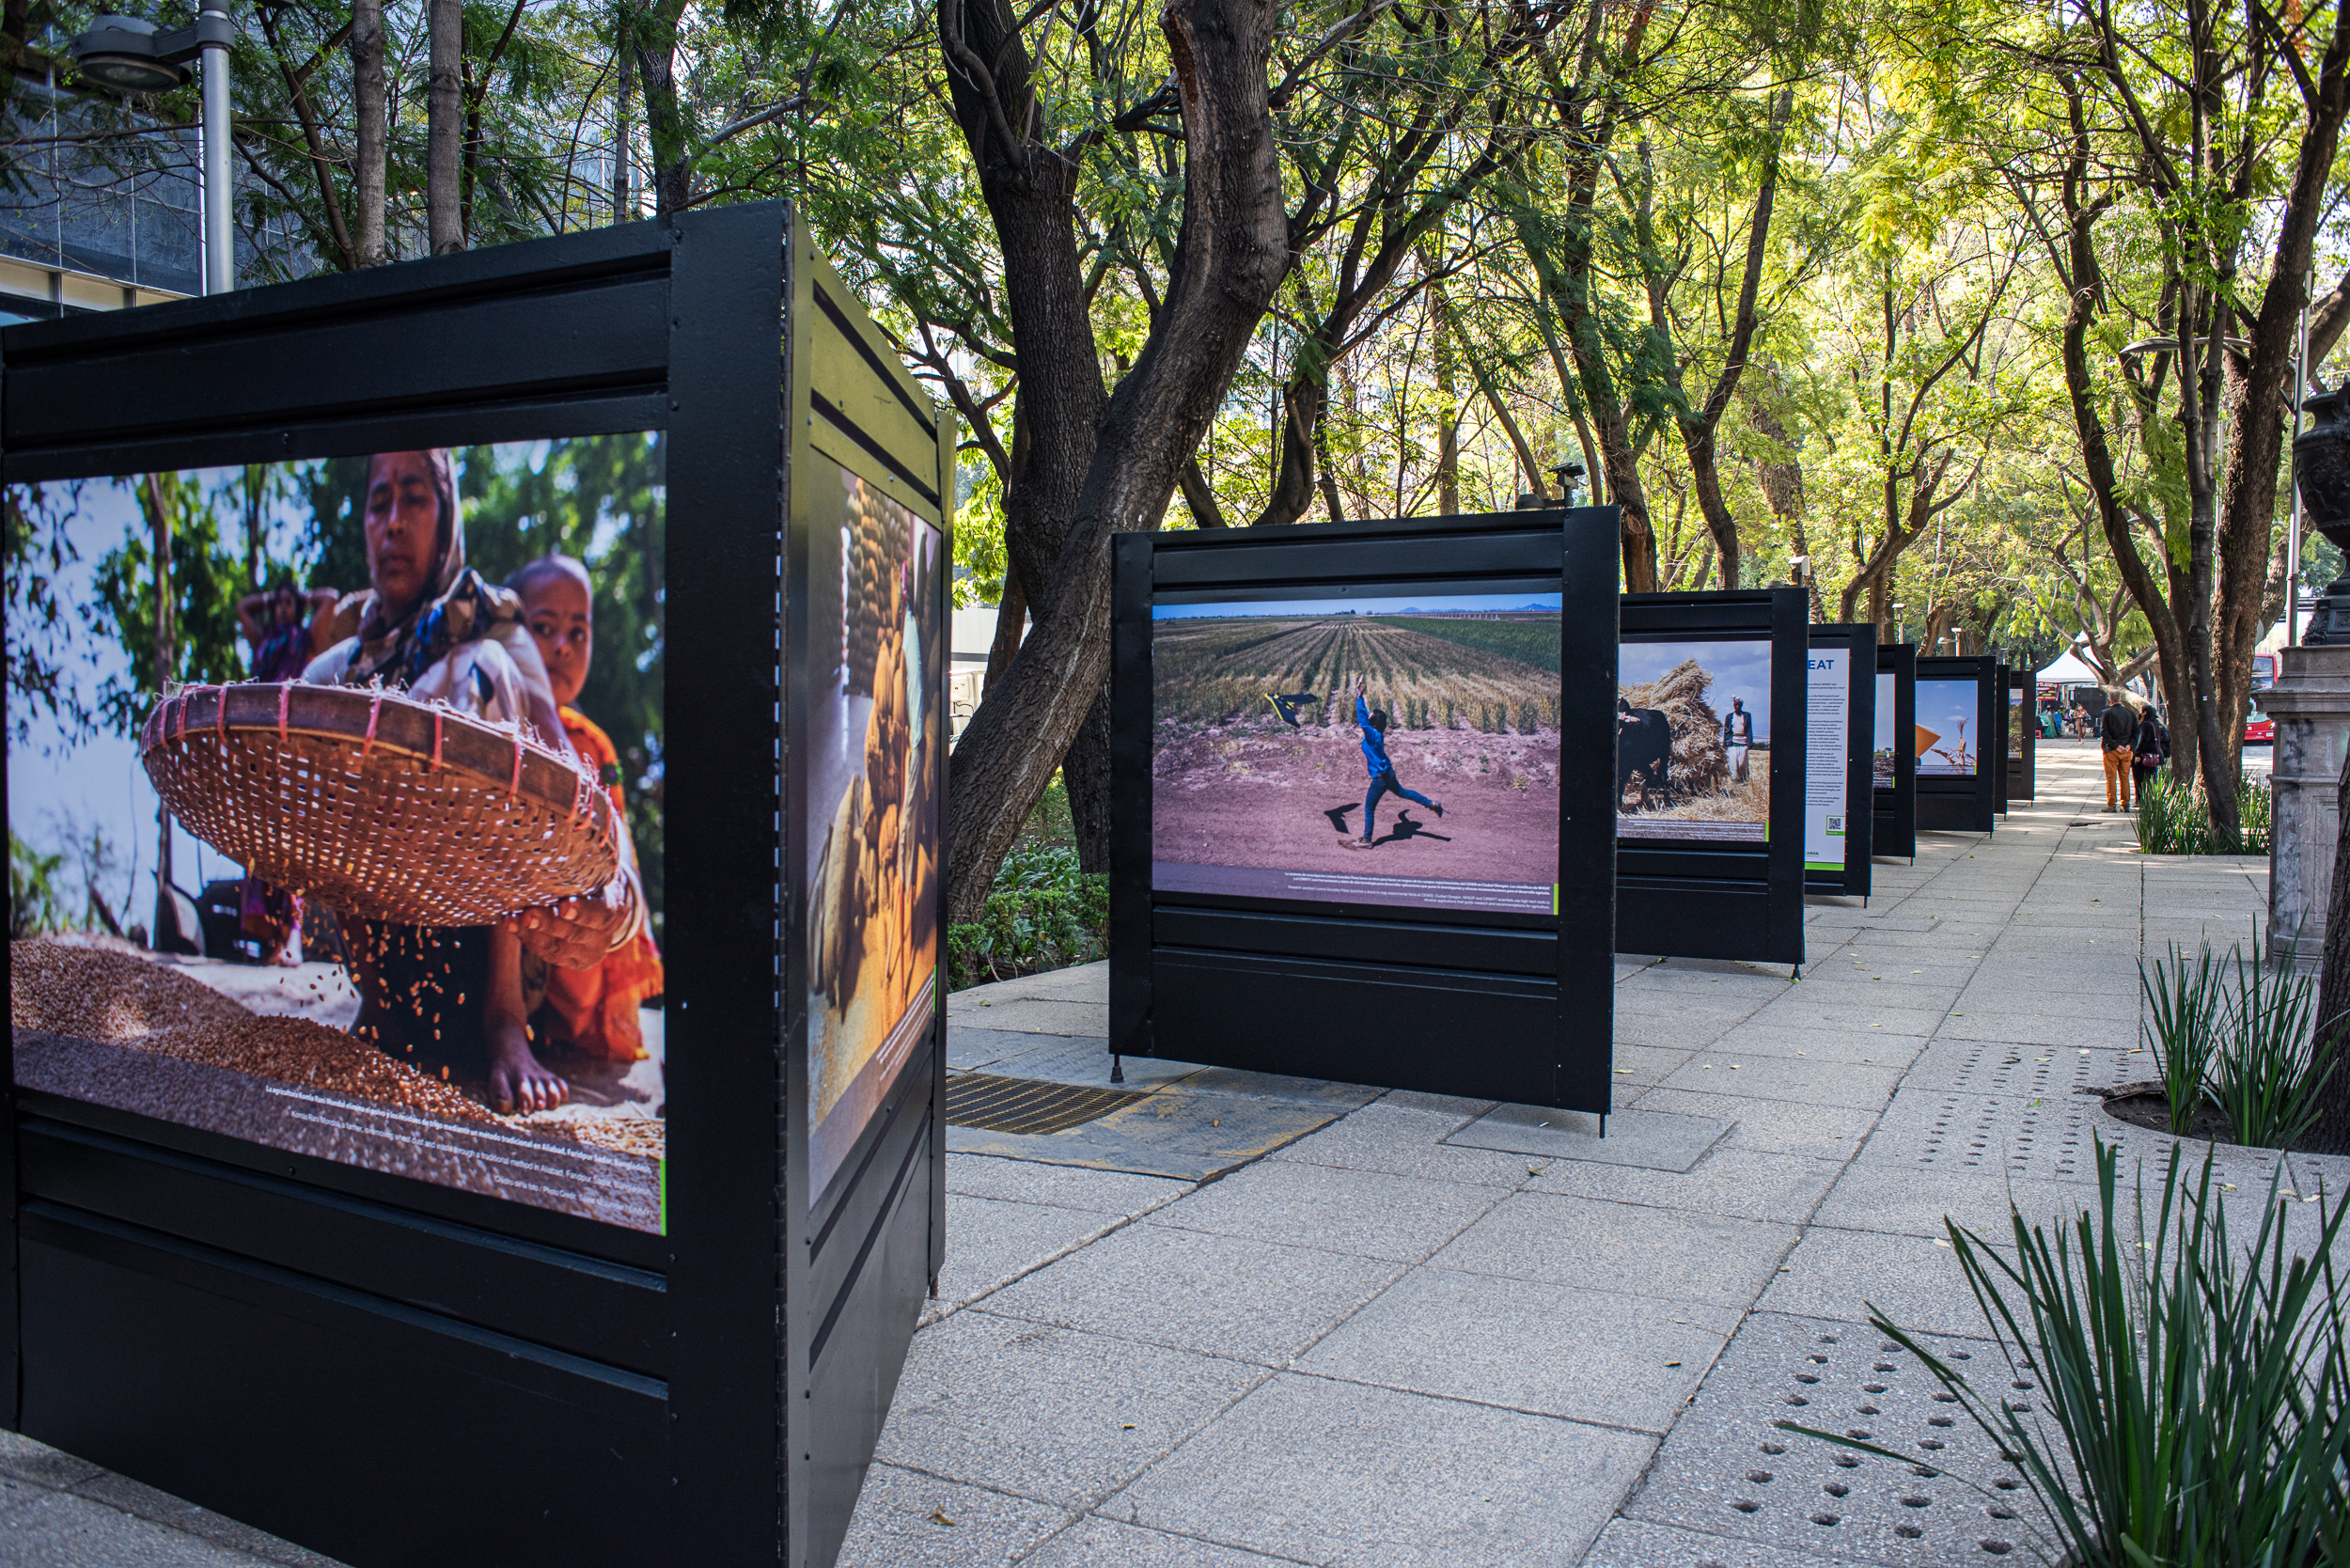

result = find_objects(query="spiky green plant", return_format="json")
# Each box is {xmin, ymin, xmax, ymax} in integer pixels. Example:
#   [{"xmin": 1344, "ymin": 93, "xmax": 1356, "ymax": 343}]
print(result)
[
  {"xmin": 2140, "ymin": 941, "xmax": 2223, "ymax": 1136},
  {"xmin": 1787, "ymin": 1140, "xmax": 2350, "ymax": 1566}
]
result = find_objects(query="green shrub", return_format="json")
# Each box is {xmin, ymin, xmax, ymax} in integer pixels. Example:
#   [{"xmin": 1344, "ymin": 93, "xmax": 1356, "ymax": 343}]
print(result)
[
  {"xmin": 1790, "ymin": 1140, "xmax": 2350, "ymax": 1567},
  {"xmin": 2136, "ymin": 773, "xmax": 2272, "ymax": 855},
  {"xmin": 8, "ymin": 830, "xmax": 66, "ymax": 939},
  {"xmin": 2137, "ymin": 931, "xmax": 2339, "ymax": 1149},
  {"xmin": 946, "ymin": 839, "xmax": 1109, "ymax": 991},
  {"xmin": 2141, "ymin": 940, "xmax": 2223, "ymax": 1137}
]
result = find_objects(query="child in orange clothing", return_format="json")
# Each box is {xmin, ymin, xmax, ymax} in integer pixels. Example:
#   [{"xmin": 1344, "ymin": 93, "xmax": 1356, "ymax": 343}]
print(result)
[{"xmin": 503, "ymin": 554, "xmax": 665, "ymax": 1062}]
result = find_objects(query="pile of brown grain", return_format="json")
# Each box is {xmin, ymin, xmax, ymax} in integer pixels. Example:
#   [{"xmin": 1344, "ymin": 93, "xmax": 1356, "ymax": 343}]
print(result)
[
  {"xmin": 12, "ymin": 938, "xmax": 492, "ymax": 1125},
  {"xmin": 546, "ymin": 1115, "xmax": 666, "ymax": 1161}
]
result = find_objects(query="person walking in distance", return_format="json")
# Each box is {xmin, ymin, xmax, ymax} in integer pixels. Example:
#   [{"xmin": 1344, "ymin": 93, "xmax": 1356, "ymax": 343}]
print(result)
[
  {"xmin": 2132, "ymin": 702, "xmax": 2170, "ymax": 802},
  {"xmin": 1344, "ymin": 676, "xmax": 1442, "ymax": 849},
  {"xmin": 1722, "ymin": 697, "xmax": 1755, "ymax": 783},
  {"xmin": 2099, "ymin": 693, "xmax": 2140, "ymax": 811}
]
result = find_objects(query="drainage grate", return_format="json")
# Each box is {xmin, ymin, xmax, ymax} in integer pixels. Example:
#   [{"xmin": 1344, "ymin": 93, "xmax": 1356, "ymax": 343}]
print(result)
[{"xmin": 946, "ymin": 1072, "xmax": 1148, "ymax": 1135}]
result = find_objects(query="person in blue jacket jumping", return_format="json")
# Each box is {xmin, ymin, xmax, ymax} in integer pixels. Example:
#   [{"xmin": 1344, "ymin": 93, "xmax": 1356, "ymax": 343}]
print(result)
[{"xmin": 1345, "ymin": 675, "xmax": 1442, "ymax": 849}]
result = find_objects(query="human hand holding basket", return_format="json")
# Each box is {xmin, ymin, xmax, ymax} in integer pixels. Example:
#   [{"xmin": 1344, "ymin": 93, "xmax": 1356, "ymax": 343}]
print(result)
[{"xmin": 141, "ymin": 682, "xmax": 623, "ymax": 932}]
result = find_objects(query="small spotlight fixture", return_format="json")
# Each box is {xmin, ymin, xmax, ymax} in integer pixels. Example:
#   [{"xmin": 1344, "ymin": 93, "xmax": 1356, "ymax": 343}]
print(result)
[{"xmin": 69, "ymin": 11, "xmax": 230, "ymax": 94}]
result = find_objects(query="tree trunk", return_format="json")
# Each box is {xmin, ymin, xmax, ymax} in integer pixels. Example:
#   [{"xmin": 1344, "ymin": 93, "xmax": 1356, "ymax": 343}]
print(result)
[
  {"xmin": 351, "ymin": 0, "xmax": 386, "ymax": 263},
  {"xmin": 1062, "ymin": 685, "xmax": 1112, "ymax": 872},
  {"xmin": 143, "ymin": 476, "xmax": 175, "ymax": 935},
  {"xmin": 938, "ymin": 0, "xmax": 1290, "ymax": 923},
  {"xmin": 1431, "ymin": 250, "xmax": 1458, "ymax": 514},
  {"xmin": 984, "ymin": 567, "xmax": 1026, "ymax": 687},
  {"xmin": 612, "ymin": 3, "xmax": 634, "ymax": 222},
  {"xmin": 2213, "ymin": 12, "xmax": 2350, "ymax": 846},
  {"xmin": 635, "ymin": 1, "xmax": 690, "ymax": 217},
  {"xmin": 427, "ymin": 0, "xmax": 463, "ymax": 254}
]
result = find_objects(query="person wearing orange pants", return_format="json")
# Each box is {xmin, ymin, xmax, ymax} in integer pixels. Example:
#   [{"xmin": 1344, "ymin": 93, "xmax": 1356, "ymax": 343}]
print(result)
[{"xmin": 2098, "ymin": 697, "xmax": 2139, "ymax": 811}]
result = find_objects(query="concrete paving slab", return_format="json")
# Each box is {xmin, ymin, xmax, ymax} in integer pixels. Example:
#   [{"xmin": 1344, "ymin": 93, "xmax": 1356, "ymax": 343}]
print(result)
[
  {"xmin": 1606, "ymin": 1042, "xmax": 1700, "ymax": 1086},
  {"xmin": 0, "ymin": 1489, "xmax": 297, "ymax": 1568},
  {"xmin": 943, "ymin": 997, "xmax": 1110, "ymax": 1037},
  {"xmin": 1754, "ymin": 1231, "xmax": 2007, "ymax": 1341},
  {"xmin": 1171, "ymin": 1067, "xmax": 1386, "ymax": 1108},
  {"xmin": 834, "ymin": 1464, "xmax": 1074, "ymax": 1568},
  {"xmin": 1810, "ymin": 1164, "xmax": 2093, "ymax": 1242},
  {"xmin": 1525, "ymin": 1147, "xmax": 1843, "ymax": 1225},
  {"xmin": 943, "ymin": 1153, "xmax": 1190, "ymax": 1215},
  {"xmin": 929, "ymin": 1193, "xmax": 1136, "ymax": 1316},
  {"xmin": 1016, "ymin": 1517, "xmax": 1303, "ymax": 1566},
  {"xmin": 1855, "ymin": 1086, "xmax": 2098, "ymax": 1184},
  {"xmin": 1936, "ymin": 1008, "xmax": 2138, "ymax": 1051},
  {"xmin": 1627, "ymin": 1089, "xmax": 1884, "ymax": 1161},
  {"xmin": 1445, "ymin": 1103, "xmax": 1730, "ymax": 1172},
  {"xmin": 64, "ymin": 1473, "xmax": 343, "ymax": 1568},
  {"xmin": 1694, "ymin": 1027, "xmax": 1931, "ymax": 1069},
  {"xmin": 1268, "ymin": 1101, "xmax": 1539, "ymax": 1188},
  {"xmin": 0, "ymin": 1432, "xmax": 101, "ymax": 1491},
  {"xmin": 874, "ymin": 1312, "xmax": 1266, "ymax": 1509},
  {"xmin": 1106, "ymin": 1373, "xmax": 1654, "ymax": 1568},
  {"xmin": 1142, "ymin": 1158, "xmax": 1505, "ymax": 1262},
  {"xmin": 1655, "ymin": 1055, "xmax": 1907, "ymax": 1110},
  {"xmin": 1433, "ymin": 1191, "xmax": 1798, "ymax": 1309},
  {"xmin": 1745, "ymin": 1000, "xmax": 1950, "ymax": 1039},
  {"xmin": 1899, "ymin": 1040, "xmax": 2138, "ymax": 1099},
  {"xmin": 979, "ymin": 1224, "xmax": 1405, "ymax": 1366},
  {"xmin": 1582, "ymin": 1517, "xmax": 1879, "ymax": 1568},
  {"xmin": 1624, "ymin": 1312, "xmax": 2029, "ymax": 1567},
  {"xmin": 1298, "ymin": 1267, "xmax": 1740, "ymax": 1432},
  {"xmin": 948, "ymin": 1024, "xmax": 1065, "ymax": 1071}
]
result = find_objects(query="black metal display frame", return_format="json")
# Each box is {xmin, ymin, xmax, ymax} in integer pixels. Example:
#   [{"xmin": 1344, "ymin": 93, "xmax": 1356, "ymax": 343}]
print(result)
[
  {"xmin": 1616, "ymin": 589, "xmax": 1809, "ymax": 970},
  {"xmin": 1109, "ymin": 508, "xmax": 1620, "ymax": 1114},
  {"xmin": 0, "ymin": 206, "xmax": 948, "ymax": 1568},
  {"xmin": 2005, "ymin": 666, "xmax": 2036, "ymax": 803},
  {"xmin": 1805, "ymin": 622, "xmax": 1876, "ymax": 898},
  {"xmin": 1916, "ymin": 653, "xmax": 1999, "ymax": 834},
  {"xmin": 1874, "ymin": 642, "xmax": 1918, "ymax": 861}
]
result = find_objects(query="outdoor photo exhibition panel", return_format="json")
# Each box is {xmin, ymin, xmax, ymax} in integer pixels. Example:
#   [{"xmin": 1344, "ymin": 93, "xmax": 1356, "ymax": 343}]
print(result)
[
  {"xmin": 1616, "ymin": 589, "xmax": 1808, "ymax": 968},
  {"xmin": 2006, "ymin": 666, "xmax": 2036, "ymax": 802},
  {"xmin": 1874, "ymin": 642, "xmax": 1918, "ymax": 860},
  {"xmin": 0, "ymin": 207, "xmax": 948, "ymax": 1568},
  {"xmin": 1915, "ymin": 654, "xmax": 1999, "ymax": 833},
  {"xmin": 1112, "ymin": 508, "xmax": 1620, "ymax": 1113},
  {"xmin": 1804, "ymin": 622, "xmax": 1876, "ymax": 898}
]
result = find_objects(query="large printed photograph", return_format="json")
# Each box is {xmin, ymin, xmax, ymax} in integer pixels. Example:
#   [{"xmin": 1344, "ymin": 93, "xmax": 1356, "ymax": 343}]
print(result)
[
  {"xmin": 1152, "ymin": 592, "xmax": 1562, "ymax": 917},
  {"xmin": 807, "ymin": 463, "xmax": 944, "ymax": 1203},
  {"xmin": 1617, "ymin": 637, "xmax": 1771, "ymax": 843},
  {"xmin": 1874, "ymin": 670, "xmax": 1898, "ymax": 790},
  {"xmin": 7, "ymin": 440, "xmax": 667, "ymax": 1231},
  {"xmin": 1917, "ymin": 678, "xmax": 1981, "ymax": 776}
]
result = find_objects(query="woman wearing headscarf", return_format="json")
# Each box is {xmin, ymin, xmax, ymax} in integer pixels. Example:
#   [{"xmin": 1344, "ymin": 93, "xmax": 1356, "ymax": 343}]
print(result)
[{"xmin": 305, "ymin": 449, "xmax": 644, "ymax": 1112}]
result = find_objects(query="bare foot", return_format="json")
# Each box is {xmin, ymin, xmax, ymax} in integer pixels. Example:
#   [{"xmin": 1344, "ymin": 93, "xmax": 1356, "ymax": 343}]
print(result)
[{"xmin": 486, "ymin": 1017, "xmax": 569, "ymax": 1114}]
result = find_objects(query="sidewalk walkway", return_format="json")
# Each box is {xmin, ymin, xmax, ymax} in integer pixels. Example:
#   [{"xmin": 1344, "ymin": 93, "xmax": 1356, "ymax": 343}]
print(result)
[{"xmin": 2, "ymin": 743, "xmax": 2335, "ymax": 1567}]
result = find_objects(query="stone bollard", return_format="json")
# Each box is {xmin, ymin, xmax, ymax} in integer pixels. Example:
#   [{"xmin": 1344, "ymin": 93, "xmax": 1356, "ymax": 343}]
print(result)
[{"xmin": 2264, "ymin": 645, "xmax": 2350, "ymax": 971}]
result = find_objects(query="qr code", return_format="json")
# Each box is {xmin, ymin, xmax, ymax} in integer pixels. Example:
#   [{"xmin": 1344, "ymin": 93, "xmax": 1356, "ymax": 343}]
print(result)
[{"xmin": 1825, "ymin": 815, "xmax": 1843, "ymax": 832}]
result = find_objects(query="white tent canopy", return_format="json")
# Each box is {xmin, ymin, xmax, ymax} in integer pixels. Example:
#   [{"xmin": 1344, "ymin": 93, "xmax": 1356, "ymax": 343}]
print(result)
[{"xmin": 2036, "ymin": 648, "xmax": 2104, "ymax": 684}]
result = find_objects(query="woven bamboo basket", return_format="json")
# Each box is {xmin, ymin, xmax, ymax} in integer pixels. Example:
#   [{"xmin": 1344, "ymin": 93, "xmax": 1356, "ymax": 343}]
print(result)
[{"xmin": 141, "ymin": 682, "xmax": 621, "ymax": 928}]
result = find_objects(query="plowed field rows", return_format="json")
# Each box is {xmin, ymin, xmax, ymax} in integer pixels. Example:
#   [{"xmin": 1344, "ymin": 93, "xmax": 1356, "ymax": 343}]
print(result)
[{"xmin": 1152, "ymin": 615, "xmax": 1560, "ymax": 734}]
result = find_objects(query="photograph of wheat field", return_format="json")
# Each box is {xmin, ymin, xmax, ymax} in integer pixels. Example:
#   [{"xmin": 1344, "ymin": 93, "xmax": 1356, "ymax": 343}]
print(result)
[{"xmin": 1151, "ymin": 593, "xmax": 1562, "ymax": 916}]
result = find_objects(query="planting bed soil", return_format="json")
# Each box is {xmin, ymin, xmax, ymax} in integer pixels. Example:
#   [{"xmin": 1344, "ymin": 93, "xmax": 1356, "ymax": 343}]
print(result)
[
  {"xmin": 11, "ymin": 938, "xmax": 663, "ymax": 1229},
  {"xmin": 2093, "ymin": 1080, "xmax": 2235, "ymax": 1142}
]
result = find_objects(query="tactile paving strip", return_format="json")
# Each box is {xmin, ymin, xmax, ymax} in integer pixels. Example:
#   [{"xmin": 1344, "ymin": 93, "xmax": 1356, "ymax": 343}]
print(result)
[
  {"xmin": 1626, "ymin": 1312, "xmax": 2044, "ymax": 1565},
  {"xmin": 1856, "ymin": 1088, "xmax": 2093, "ymax": 1183},
  {"xmin": 1903, "ymin": 1042, "xmax": 2132, "ymax": 1100}
]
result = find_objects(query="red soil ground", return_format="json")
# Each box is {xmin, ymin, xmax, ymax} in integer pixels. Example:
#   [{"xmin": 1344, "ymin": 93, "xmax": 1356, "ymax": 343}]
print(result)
[{"xmin": 1152, "ymin": 721, "xmax": 1561, "ymax": 885}]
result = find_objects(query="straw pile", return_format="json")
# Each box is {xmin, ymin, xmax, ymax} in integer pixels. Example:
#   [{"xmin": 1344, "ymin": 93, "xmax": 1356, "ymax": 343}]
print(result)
[{"xmin": 1621, "ymin": 658, "xmax": 1731, "ymax": 797}]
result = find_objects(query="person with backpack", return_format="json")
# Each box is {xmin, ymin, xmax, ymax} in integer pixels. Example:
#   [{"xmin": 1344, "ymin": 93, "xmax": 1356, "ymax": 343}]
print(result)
[
  {"xmin": 2099, "ymin": 694, "xmax": 2140, "ymax": 810},
  {"xmin": 2132, "ymin": 703, "xmax": 2171, "ymax": 802}
]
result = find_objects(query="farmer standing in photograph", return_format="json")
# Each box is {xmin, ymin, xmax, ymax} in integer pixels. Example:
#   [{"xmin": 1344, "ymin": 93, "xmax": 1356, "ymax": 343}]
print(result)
[
  {"xmin": 1345, "ymin": 675, "xmax": 1442, "ymax": 849},
  {"xmin": 1722, "ymin": 697, "xmax": 1754, "ymax": 782}
]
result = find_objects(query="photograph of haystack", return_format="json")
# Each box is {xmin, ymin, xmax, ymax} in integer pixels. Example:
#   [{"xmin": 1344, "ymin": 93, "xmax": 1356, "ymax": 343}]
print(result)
[
  {"xmin": 1916, "ymin": 677, "xmax": 1982, "ymax": 776},
  {"xmin": 7, "ymin": 438, "xmax": 666, "ymax": 1232},
  {"xmin": 1616, "ymin": 637, "xmax": 1772, "ymax": 843},
  {"xmin": 1151, "ymin": 591, "xmax": 1563, "ymax": 916}
]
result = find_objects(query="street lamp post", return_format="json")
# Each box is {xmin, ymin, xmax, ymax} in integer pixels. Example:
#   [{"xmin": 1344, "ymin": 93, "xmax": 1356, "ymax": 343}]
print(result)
[{"xmin": 68, "ymin": 9, "xmax": 237, "ymax": 294}]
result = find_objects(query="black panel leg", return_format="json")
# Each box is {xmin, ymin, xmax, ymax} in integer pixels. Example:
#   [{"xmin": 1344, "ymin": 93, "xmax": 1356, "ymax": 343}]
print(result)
[{"xmin": 1109, "ymin": 1055, "xmax": 1124, "ymax": 1085}]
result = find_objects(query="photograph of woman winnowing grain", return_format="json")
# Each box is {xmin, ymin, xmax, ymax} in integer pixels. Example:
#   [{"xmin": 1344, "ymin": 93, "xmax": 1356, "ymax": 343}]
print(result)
[
  {"xmin": 1616, "ymin": 638, "xmax": 1773, "ymax": 844},
  {"xmin": 6, "ymin": 437, "xmax": 667, "ymax": 1232}
]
